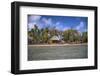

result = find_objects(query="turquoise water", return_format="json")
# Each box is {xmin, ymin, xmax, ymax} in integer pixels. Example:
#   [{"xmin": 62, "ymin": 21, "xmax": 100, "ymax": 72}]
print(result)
[{"xmin": 28, "ymin": 45, "xmax": 88, "ymax": 61}]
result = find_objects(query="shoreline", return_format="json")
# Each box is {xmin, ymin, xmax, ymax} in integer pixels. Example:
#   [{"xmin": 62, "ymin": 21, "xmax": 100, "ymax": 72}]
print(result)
[{"xmin": 28, "ymin": 43, "xmax": 87, "ymax": 47}]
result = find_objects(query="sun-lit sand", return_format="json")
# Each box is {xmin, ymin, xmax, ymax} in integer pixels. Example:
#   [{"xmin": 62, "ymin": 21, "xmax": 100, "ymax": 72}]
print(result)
[{"xmin": 28, "ymin": 43, "xmax": 87, "ymax": 47}]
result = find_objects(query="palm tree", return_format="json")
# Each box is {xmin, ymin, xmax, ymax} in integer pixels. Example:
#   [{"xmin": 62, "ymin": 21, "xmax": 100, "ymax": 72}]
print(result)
[
  {"xmin": 82, "ymin": 32, "xmax": 88, "ymax": 43},
  {"xmin": 63, "ymin": 29, "xmax": 81, "ymax": 43},
  {"xmin": 42, "ymin": 27, "xmax": 50, "ymax": 43}
]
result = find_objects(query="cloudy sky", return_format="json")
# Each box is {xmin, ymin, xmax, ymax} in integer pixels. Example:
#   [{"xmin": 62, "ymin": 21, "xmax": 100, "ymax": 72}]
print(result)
[{"xmin": 28, "ymin": 15, "xmax": 88, "ymax": 32}]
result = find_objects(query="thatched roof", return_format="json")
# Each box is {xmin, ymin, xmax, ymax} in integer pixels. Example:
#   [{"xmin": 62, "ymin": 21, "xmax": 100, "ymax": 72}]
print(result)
[{"xmin": 50, "ymin": 36, "xmax": 60, "ymax": 41}]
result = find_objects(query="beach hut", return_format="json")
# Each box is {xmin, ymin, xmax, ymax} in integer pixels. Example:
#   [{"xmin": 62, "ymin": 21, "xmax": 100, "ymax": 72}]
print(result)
[{"xmin": 50, "ymin": 35, "xmax": 61, "ymax": 43}]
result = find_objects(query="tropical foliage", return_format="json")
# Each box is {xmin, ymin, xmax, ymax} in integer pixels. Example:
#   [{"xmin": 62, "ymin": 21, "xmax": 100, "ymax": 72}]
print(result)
[{"xmin": 28, "ymin": 25, "xmax": 87, "ymax": 44}]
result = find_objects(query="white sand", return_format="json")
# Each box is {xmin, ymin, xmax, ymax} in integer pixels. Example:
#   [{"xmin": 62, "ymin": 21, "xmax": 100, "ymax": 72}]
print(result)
[{"xmin": 28, "ymin": 43, "xmax": 87, "ymax": 47}]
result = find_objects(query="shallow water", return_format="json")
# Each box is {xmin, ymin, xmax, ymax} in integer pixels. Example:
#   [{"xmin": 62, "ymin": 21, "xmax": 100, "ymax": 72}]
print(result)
[{"xmin": 28, "ymin": 45, "xmax": 88, "ymax": 61}]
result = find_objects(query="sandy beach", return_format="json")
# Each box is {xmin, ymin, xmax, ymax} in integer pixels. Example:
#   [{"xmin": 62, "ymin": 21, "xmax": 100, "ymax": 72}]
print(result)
[{"xmin": 28, "ymin": 43, "xmax": 87, "ymax": 47}]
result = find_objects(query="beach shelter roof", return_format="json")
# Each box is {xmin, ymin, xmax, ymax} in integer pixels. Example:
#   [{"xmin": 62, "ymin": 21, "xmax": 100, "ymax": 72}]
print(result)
[{"xmin": 50, "ymin": 36, "xmax": 60, "ymax": 41}]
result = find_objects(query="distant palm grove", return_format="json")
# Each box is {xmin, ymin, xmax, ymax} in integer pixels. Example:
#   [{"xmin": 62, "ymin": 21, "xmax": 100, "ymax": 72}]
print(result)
[{"xmin": 28, "ymin": 25, "xmax": 87, "ymax": 44}]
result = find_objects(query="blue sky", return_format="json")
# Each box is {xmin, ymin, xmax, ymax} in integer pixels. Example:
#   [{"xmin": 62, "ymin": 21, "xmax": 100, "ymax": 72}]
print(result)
[{"xmin": 28, "ymin": 15, "xmax": 88, "ymax": 32}]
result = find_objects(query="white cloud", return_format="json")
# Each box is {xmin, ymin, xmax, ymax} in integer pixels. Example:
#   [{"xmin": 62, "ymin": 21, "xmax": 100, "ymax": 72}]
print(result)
[
  {"xmin": 55, "ymin": 22, "xmax": 70, "ymax": 31},
  {"xmin": 29, "ymin": 15, "xmax": 41, "ymax": 22},
  {"xmin": 75, "ymin": 21, "xmax": 84, "ymax": 30},
  {"xmin": 55, "ymin": 26, "xmax": 62, "ymax": 30},
  {"xmin": 42, "ymin": 18, "xmax": 52, "ymax": 25},
  {"xmin": 56, "ymin": 22, "xmax": 60, "ymax": 25},
  {"xmin": 63, "ymin": 27, "xmax": 70, "ymax": 31},
  {"xmin": 55, "ymin": 25, "xmax": 70, "ymax": 31},
  {"xmin": 28, "ymin": 15, "xmax": 41, "ymax": 30},
  {"xmin": 28, "ymin": 22, "xmax": 45, "ymax": 30},
  {"xmin": 28, "ymin": 23, "xmax": 36, "ymax": 30}
]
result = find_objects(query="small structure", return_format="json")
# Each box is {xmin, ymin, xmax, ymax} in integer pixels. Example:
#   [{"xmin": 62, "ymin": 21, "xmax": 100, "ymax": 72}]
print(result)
[{"xmin": 50, "ymin": 35, "xmax": 62, "ymax": 43}]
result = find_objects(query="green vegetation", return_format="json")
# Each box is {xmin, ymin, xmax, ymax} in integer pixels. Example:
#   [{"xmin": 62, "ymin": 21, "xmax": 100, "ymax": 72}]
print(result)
[
  {"xmin": 28, "ymin": 25, "xmax": 87, "ymax": 44},
  {"xmin": 63, "ymin": 29, "xmax": 81, "ymax": 43}
]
